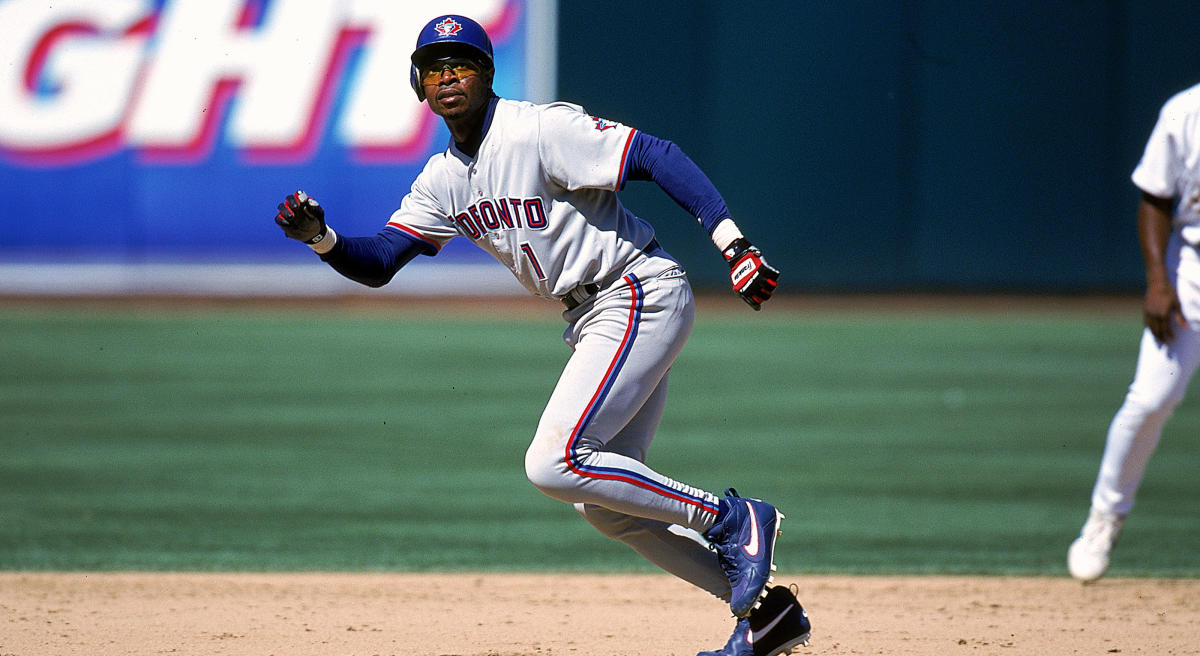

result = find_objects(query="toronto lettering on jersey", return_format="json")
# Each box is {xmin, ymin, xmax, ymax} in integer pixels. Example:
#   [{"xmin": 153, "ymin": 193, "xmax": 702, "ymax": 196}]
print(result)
[
  {"xmin": 453, "ymin": 197, "xmax": 548, "ymax": 239},
  {"xmin": 0, "ymin": 0, "xmax": 513, "ymax": 167}
]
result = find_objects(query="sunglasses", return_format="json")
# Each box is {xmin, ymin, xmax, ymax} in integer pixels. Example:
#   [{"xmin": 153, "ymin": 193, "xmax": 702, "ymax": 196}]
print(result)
[{"xmin": 419, "ymin": 57, "xmax": 484, "ymax": 86}]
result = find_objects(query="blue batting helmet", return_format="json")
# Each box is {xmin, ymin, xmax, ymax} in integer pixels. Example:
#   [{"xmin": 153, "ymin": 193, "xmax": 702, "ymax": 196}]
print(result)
[{"xmin": 410, "ymin": 15, "xmax": 494, "ymax": 101}]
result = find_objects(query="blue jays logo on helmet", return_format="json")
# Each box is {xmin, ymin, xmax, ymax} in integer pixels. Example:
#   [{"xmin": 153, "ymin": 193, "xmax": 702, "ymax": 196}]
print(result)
[
  {"xmin": 409, "ymin": 14, "xmax": 494, "ymax": 101},
  {"xmin": 433, "ymin": 17, "xmax": 463, "ymax": 37}
]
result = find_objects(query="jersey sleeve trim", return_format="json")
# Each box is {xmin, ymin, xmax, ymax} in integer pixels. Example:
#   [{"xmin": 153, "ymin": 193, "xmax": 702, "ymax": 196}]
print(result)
[
  {"xmin": 615, "ymin": 128, "xmax": 639, "ymax": 191},
  {"xmin": 385, "ymin": 222, "xmax": 442, "ymax": 252}
]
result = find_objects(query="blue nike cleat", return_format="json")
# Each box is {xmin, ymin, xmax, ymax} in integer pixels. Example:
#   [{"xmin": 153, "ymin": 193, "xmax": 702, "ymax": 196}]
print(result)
[
  {"xmin": 704, "ymin": 488, "xmax": 783, "ymax": 618},
  {"xmin": 698, "ymin": 585, "xmax": 812, "ymax": 656}
]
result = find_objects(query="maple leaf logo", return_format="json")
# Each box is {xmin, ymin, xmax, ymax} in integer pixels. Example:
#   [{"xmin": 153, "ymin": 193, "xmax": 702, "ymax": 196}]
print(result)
[{"xmin": 435, "ymin": 18, "xmax": 462, "ymax": 37}]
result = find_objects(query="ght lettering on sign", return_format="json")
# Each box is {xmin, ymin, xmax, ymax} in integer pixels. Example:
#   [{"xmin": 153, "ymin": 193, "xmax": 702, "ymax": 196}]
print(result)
[{"xmin": 0, "ymin": 0, "xmax": 511, "ymax": 166}]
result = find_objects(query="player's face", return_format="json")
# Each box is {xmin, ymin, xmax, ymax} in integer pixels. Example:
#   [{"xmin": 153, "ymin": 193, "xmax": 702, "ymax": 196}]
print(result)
[{"xmin": 421, "ymin": 58, "xmax": 492, "ymax": 121}]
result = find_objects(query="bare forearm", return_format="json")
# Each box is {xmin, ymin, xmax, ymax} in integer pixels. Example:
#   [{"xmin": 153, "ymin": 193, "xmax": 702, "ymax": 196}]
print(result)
[
  {"xmin": 1136, "ymin": 191, "xmax": 1184, "ymax": 341},
  {"xmin": 1137, "ymin": 192, "xmax": 1174, "ymax": 287}
]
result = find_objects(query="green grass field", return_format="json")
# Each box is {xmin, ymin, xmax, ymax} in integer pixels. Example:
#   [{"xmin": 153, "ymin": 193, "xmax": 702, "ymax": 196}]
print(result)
[{"xmin": 2, "ymin": 299, "xmax": 1197, "ymax": 576}]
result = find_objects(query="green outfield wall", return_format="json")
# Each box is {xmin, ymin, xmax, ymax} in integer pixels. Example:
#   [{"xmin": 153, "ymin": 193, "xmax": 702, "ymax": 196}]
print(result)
[{"xmin": 558, "ymin": 1, "xmax": 1200, "ymax": 292}]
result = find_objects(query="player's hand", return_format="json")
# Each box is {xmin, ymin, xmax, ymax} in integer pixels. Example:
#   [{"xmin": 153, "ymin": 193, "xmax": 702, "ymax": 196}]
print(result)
[
  {"xmin": 723, "ymin": 238, "xmax": 779, "ymax": 311},
  {"xmin": 274, "ymin": 191, "xmax": 327, "ymax": 244},
  {"xmin": 1144, "ymin": 279, "xmax": 1186, "ymax": 343}
]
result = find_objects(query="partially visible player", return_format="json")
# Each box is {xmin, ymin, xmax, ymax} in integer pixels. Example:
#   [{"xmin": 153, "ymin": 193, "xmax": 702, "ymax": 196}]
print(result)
[
  {"xmin": 1068, "ymin": 81, "xmax": 1200, "ymax": 582},
  {"xmin": 274, "ymin": 14, "xmax": 808, "ymax": 655}
]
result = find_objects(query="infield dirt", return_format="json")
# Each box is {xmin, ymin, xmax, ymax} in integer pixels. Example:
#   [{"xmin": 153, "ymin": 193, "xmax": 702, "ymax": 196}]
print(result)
[{"xmin": 2, "ymin": 572, "xmax": 1197, "ymax": 656}]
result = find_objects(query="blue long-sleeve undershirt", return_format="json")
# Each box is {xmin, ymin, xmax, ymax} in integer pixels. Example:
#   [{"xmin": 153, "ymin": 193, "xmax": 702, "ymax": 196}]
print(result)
[
  {"xmin": 622, "ymin": 131, "xmax": 732, "ymax": 235},
  {"xmin": 319, "ymin": 131, "xmax": 729, "ymax": 288},
  {"xmin": 318, "ymin": 226, "xmax": 432, "ymax": 288}
]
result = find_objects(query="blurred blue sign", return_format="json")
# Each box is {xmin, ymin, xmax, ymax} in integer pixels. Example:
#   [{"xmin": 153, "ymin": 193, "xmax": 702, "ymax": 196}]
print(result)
[{"xmin": 0, "ymin": 0, "xmax": 550, "ymax": 293}]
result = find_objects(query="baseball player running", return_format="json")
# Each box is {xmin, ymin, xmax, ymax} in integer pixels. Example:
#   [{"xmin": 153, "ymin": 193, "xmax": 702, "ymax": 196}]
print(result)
[
  {"xmin": 1068, "ymin": 81, "xmax": 1200, "ymax": 582},
  {"xmin": 275, "ymin": 14, "xmax": 809, "ymax": 655}
]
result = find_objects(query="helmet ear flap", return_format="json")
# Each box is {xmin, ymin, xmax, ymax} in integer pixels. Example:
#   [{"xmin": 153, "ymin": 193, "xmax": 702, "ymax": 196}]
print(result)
[{"xmin": 410, "ymin": 63, "xmax": 426, "ymax": 101}]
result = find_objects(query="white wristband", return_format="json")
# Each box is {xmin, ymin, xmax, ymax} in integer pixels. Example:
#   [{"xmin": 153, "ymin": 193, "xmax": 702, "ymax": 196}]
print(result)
[
  {"xmin": 308, "ymin": 226, "xmax": 338, "ymax": 254},
  {"xmin": 710, "ymin": 218, "xmax": 744, "ymax": 252}
]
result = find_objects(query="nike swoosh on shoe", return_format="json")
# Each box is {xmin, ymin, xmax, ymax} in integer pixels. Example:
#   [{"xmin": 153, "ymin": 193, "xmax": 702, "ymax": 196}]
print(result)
[
  {"xmin": 749, "ymin": 604, "xmax": 793, "ymax": 643},
  {"xmin": 743, "ymin": 501, "xmax": 760, "ymax": 558}
]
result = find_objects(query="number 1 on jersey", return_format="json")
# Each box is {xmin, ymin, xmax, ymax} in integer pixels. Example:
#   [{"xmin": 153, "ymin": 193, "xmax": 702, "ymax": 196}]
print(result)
[{"xmin": 520, "ymin": 242, "xmax": 547, "ymax": 280}]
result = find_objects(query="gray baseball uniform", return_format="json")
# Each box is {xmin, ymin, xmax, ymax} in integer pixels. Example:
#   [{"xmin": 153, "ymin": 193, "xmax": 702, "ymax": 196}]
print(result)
[
  {"xmin": 381, "ymin": 98, "xmax": 731, "ymax": 596},
  {"xmin": 276, "ymin": 16, "xmax": 783, "ymax": 608}
]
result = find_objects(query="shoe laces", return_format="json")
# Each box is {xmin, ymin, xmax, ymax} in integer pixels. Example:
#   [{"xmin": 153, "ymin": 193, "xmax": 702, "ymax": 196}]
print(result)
[
  {"xmin": 708, "ymin": 491, "xmax": 745, "ymax": 572},
  {"xmin": 707, "ymin": 489, "xmax": 738, "ymax": 544},
  {"xmin": 1080, "ymin": 510, "xmax": 1123, "ymax": 548}
]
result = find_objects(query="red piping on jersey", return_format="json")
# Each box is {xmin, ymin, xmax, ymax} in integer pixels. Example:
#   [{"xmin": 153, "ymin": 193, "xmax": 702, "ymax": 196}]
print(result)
[
  {"xmin": 614, "ymin": 129, "xmax": 639, "ymax": 191},
  {"xmin": 385, "ymin": 222, "xmax": 441, "ymax": 251}
]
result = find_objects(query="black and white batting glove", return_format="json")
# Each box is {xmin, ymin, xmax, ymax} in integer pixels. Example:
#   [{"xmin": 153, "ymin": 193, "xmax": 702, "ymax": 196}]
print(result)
[
  {"xmin": 274, "ymin": 190, "xmax": 327, "ymax": 244},
  {"xmin": 723, "ymin": 238, "xmax": 780, "ymax": 310}
]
